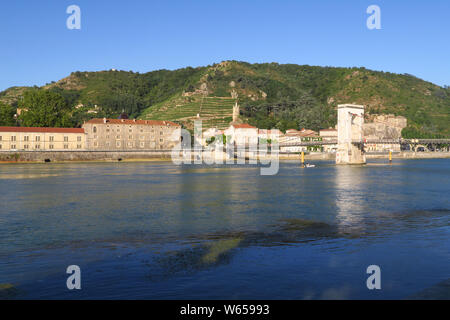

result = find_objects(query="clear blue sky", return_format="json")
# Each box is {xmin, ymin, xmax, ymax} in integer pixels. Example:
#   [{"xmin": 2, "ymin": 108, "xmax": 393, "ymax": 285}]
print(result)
[{"xmin": 0, "ymin": 0, "xmax": 449, "ymax": 91}]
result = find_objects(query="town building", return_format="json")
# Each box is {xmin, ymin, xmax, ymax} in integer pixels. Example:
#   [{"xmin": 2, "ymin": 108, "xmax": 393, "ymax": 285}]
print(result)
[
  {"xmin": 81, "ymin": 118, "xmax": 181, "ymax": 150},
  {"xmin": 0, "ymin": 127, "xmax": 85, "ymax": 151},
  {"xmin": 224, "ymin": 123, "xmax": 259, "ymax": 147},
  {"xmin": 257, "ymin": 129, "xmax": 282, "ymax": 147},
  {"xmin": 319, "ymin": 128, "xmax": 338, "ymax": 153},
  {"xmin": 279, "ymin": 128, "xmax": 322, "ymax": 153}
]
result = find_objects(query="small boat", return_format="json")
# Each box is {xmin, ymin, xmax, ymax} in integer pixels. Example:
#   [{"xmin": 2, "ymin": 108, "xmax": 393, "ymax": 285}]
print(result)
[{"xmin": 305, "ymin": 163, "xmax": 315, "ymax": 168}]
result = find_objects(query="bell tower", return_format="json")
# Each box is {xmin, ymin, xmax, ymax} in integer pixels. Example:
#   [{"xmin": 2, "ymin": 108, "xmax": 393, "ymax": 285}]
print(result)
[{"xmin": 232, "ymin": 101, "xmax": 240, "ymax": 123}]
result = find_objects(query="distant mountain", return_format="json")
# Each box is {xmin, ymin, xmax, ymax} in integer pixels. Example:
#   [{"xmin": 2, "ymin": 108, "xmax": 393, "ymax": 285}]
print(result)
[{"xmin": 1, "ymin": 61, "xmax": 449, "ymax": 137}]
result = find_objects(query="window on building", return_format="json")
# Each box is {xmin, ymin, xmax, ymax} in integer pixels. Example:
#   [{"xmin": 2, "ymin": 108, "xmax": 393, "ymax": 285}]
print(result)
[
  {"xmin": 128, "ymin": 135, "xmax": 132, "ymax": 140},
  {"xmin": 0, "ymin": 136, "xmax": 2, "ymax": 141},
  {"xmin": 0, "ymin": 144, "xmax": 2, "ymax": 149},
  {"xmin": 140, "ymin": 142, "xmax": 145, "ymax": 148},
  {"xmin": 11, "ymin": 136, "xmax": 16, "ymax": 141},
  {"xmin": 77, "ymin": 144, "xmax": 82, "ymax": 149},
  {"xmin": 64, "ymin": 144, "xmax": 69, "ymax": 149},
  {"xmin": 93, "ymin": 126, "xmax": 97, "ymax": 133},
  {"xmin": 116, "ymin": 141, "xmax": 121, "ymax": 148},
  {"xmin": 106, "ymin": 135, "xmax": 110, "ymax": 139},
  {"xmin": 116, "ymin": 135, "xmax": 121, "ymax": 139},
  {"xmin": 11, "ymin": 144, "xmax": 16, "ymax": 149},
  {"xmin": 93, "ymin": 142, "xmax": 98, "ymax": 147},
  {"xmin": 64, "ymin": 136, "xmax": 69, "ymax": 142},
  {"xmin": 160, "ymin": 139, "xmax": 164, "ymax": 143},
  {"xmin": 24, "ymin": 145, "xmax": 29, "ymax": 149},
  {"xmin": 77, "ymin": 136, "xmax": 82, "ymax": 142},
  {"xmin": 49, "ymin": 136, "xmax": 54, "ymax": 142},
  {"xmin": 49, "ymin": 144, "xmax": 54, "ymax": 149},
  {"xmin": 35, "ymin": 145, "xmax": 40, "ymax": 149},
  {"xmin": 24, "ymin": 136, "xmax": 29, "ymax": 142},
  {"xmin": 36, "ymin": 136, "xmax": 40, "ymax": 142},
  {"xmin": 160, "ymin": 131, "xmax": 163, "ymax": 135}
]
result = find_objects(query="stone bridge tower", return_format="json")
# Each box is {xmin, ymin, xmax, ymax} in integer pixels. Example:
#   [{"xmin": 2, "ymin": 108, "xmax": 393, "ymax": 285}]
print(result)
[{"xmin": 336, "ymin": 104, "xmax": 366, "ymax": 165}]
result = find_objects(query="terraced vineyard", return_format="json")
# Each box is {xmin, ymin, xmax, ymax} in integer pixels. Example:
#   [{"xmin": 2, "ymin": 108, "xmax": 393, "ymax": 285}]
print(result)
[{"xmin": 140, "ymin": 95, "xmax": 237, "ymax": 129}]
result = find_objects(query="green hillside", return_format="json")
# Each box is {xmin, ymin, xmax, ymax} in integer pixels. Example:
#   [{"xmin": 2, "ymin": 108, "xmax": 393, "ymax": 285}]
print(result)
[{"xmin": 0, "ymin": 61, "xmax": 448, "ymax": 137}]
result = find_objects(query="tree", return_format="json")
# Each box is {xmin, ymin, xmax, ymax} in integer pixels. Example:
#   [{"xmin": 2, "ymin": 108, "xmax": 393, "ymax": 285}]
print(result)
[
  {"xmin": 19, "ymin": 90, "xmax": 74, "ymax": 127},
  {"xmin": 0, "ymin": 102, "xmax": 16, "ymax": 126}
]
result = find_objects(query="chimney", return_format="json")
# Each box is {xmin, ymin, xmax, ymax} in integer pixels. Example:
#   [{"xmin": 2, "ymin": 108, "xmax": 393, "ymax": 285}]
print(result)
[
  {"xmin": 133, "ymin": 119, "xmax": 136, "ymax": 123},
  {"xmin": 103, "ymin": 118, "xmax": 107, "ymax": 124}
]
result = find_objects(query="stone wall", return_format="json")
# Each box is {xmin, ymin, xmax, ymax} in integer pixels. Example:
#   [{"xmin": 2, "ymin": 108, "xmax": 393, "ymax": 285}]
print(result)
[
  {"xmin": 0, "ymin": 151, "xmax": 175, "ymax": 163},
  {"xmin": 363, "ymin": 114, "xmax": 407, "ymax": 140}
]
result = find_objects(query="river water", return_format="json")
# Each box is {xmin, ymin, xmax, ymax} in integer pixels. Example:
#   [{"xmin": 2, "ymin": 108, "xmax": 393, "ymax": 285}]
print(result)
[{"xmin": 0, "ymin": 159, "xmax": 449, "ymax": 299}]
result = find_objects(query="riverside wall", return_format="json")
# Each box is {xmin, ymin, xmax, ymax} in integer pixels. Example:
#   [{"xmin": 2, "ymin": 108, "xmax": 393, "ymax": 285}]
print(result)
[
  {"xmin": 0, "ymin": 150, "xmax": 174, "ymax": 163},
  {"xmin": 1, "ymin": 150, "xmax": 449, "ymax": 163}
]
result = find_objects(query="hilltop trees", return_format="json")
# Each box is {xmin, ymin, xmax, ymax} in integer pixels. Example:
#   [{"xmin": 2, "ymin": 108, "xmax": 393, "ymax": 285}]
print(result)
[
  {"xmin": 0, "ymin": 102, "xmax": 16, "ymax": 126},
  {"xmin": 242, "ymin": 92, "xmax": 334, "ymax": 132},
  {"xmin": 19, "ymin": 90, "xmax": 74, "ymax": 127},
  {"xmin": 0, "ymin": 62, "xmax": 448, "ymax": 137}
]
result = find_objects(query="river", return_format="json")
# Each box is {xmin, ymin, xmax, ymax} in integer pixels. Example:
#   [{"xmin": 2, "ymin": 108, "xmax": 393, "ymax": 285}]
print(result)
[{"xmin": 0, "ymin": 159, "xmax": 449, "ymax": 299}]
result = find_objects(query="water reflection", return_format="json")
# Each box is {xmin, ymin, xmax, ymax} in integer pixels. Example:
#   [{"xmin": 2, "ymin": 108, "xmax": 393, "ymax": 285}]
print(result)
[
  {"xmin": 0, "ymin": 160, "xmax": 449, "ymax": 299},
  {"xmin": 334, "ymin": 166, "xmax": 366, "ymax": 233}
]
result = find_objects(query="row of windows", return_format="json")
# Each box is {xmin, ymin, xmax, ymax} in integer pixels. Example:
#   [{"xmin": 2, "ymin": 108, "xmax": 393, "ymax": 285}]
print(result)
[
  {"xmin": 94, "ymin": 126, "xmax": 170, "ymax": 134},
  {"xmin": 93, "ymin": 140, "xmax": 165, "ymax": 148},
  {"xmin": 95, "ymin": 129, "xmax": 165, "ymax": 135},
  {"xmin": 94, "ymin": 135, "xmax": 164, "ymax": 141},
  {"xmin": 0, "ymin": 136, "xmax": 82, "ymax": 142},
  {"xmin": 0, "ymin": 144, "xmax": 82, "ymax": 150}
]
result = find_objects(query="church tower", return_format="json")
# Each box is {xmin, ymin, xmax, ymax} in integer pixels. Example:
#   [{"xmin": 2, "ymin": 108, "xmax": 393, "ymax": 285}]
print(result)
[{"xmin": 232, "ymin": 101, "xmax": 240, "ymax": 123}]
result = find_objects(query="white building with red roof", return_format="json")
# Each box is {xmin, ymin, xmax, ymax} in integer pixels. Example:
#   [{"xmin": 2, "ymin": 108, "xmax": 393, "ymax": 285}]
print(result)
[{"xmin": 224, "ymin": 123, "xmax": 259, "ymax": 147}]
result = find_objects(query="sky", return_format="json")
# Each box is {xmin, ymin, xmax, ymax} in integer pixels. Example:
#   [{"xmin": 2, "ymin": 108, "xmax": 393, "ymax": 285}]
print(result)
[{"xmin": 0, "ymin": 0, "xmax": 449, "ymax": 91}]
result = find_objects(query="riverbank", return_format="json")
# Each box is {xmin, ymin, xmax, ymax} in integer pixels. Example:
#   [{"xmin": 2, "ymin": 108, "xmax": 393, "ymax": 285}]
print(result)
[
  {"xmin": 280, "ymin": 151, "xmax": 450, "ymax": 161},
  {"xmin": 1, "ymin": 150, "xmax": 450, "ymax": 163}
]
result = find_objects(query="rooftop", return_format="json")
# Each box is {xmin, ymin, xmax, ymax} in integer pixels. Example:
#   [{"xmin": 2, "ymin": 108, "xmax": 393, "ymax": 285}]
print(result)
[
  {"xmin": 85, "ymin": 118, "xmax": 180, "ymax": 127},
  {"xmin": 232, "ymin": 123, "xmax": 257, "ymax": 129},
  {"xmin": 0, "ymin": 126, "xmax": 85, "ymax": 134}
]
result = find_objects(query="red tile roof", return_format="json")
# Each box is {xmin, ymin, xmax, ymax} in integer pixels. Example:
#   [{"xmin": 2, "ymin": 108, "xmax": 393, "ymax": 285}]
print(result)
[
  {"xmin": 0, "ymin": 126, "xmax": 85, "ymax": 133},
  {"xmin": 85, "ymin": 118, "xmax": 180, "ymax": 127},
  {"xmin": 232, "ymin": 123, "xmax": 257, "ymax": 129}
]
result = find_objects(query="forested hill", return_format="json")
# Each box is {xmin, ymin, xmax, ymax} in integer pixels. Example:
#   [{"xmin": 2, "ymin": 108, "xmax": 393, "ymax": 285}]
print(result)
[{"xmin": 0, "ymin": 61, "xmax": 449, "ymax": 137}]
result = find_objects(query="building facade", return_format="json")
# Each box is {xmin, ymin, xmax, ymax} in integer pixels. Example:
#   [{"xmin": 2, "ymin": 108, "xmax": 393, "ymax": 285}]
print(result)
[
  {"xmin": 82, "ymin": 118, "xmax": 181, "ymax": 150},
  {"xmin": 279, "ymin": 128, "xmax": 322, "ymax": 153},
  {"xmin": 0, "ymin": 127, "xmax": 85, "ymax": 151},
  {"xmin": 319, "ymin": 128, "xmax": 338, "ymax": 153},
  {"xmin": 224, "ymin": 124, "xmax": 259, "ymax": 147}
]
